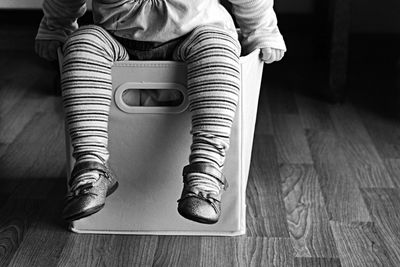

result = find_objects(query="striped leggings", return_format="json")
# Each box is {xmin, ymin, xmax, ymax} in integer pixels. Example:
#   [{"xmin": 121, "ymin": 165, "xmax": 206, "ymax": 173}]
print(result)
[{"xmin": 62, "ymin": 25, "xmax": 241, "ymax": 172}]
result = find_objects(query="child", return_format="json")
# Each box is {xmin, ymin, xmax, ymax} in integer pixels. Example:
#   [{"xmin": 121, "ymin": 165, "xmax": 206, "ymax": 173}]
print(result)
[{"xmin": 35, "ymin": 0, "xmax": 286, "ymax": 224}]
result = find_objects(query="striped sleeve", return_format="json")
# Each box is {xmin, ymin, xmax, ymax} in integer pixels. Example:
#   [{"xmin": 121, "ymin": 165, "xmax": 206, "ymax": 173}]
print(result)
[
  {"xmin": 36, "ymin": 0, "xmax": 87, "ymax": 42},
  {"xmin": 228, "ymin": 0, "xmax": 286, "ymax": 54}
]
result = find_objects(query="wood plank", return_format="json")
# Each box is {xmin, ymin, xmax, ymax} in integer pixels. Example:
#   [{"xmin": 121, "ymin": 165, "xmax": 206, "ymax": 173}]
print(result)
[
  {"xmin": 329, "ymin": 105, "xmax": 395, "ymax": 188},
  {"xmin": 0, "ymin": 129, "xmax": 65, "ymax": 267},
  {"xmin": 329, "ymin": 104, "xmax": 371, "ymax": 145},
  {"xmin": 307, "ymin": 129, "xmax": 371, "ymax": 223},
  {"xmin": 295, "ymin": 94, "xmax": 334, "ymax": 131},
  {"xmin": 7, "ymin": 180, "xmax": 69, "ymax": 267},
  {"xmin": 267, "ymin": 82, "xmax": 299, "ymax": 115},
  {"xmin": 0, "ymin": 98, "xmax": 64, "ymax": 191},
  {"xmin": 152, "ymin": 236, "xmax": 201, "ymax": 266},
  {"xmin": 272, "ymin": 114, "xmax": 313, "ymax": 164},
  {"xmin": 0, "ymin": 53, "xmax": 50, "ymax": 157},
  {"xmin": 0, "ymin": 171, "xmax": 66, "ymax": 267},
  {"xmin": 0, "ymin": 103, "xmax": 66, "ymax": 197},
  {"xmin": 383, "ymin": 159, "xmax": 400, "ymax": 188},
  {"xmin": 246, "ymin": 134, "xmax": 289, "ymax": 237},
  {"xmin": 236, "ymin": 237, "xmax": 294, "ymax": 267},
  {"xmin": 0, "ymin": 110, "xmax": 65, "ymax": 188},
  {"xmin": 0, "ymin": 73, "xmax": 32, "ymax": 115},
  {"xmin": 200, "ymin": 237, "xmax": 239, "ymax": 266},
  {"xmin": 0, "ymin": 59, "xmax": 61, "ymax": 144},
  {"xmin": 0, "ymin": 67, "xmax": 65, "ymax": 264},
  {"xmin": 7, "ymin": 178, "xmax": 64, "ymax": 202},
  {"xmin": 0, "ymin": 52, "xmax": 51, "ymax": 115},
  {"xmin": 361, "ymin": 188, "xmax": 400, "ymax": 265},
  {"xmin": 254, "ymin": 89, "xmax": 273, "ymax": 135},
  {"xmin": 358, "ymin": 108, "xmax": 400, "ymax": 159},
  {"xmin": 200, "ymin": 237, "xmax": 294, "ymax": 267},
  {"xmin": 330, "ymin": 221, "xmax": 395, "ymax": 267},
  {"xmin": 280, "ymin": 164, "xmax": 338, "ymax": 258},
  {"xmin": 0, "ymin": 96, "xmax": 54, "ymax": 145},
  {"xmin": 293, "ymin": 257, "xmax": 342, "ymax": 267},
  {"xmin": 339, "ymin": 141, "xmax": 394, "ymax": 188},
  {"xmin": 0, "ymin": 198, "xmax": 43, "ymax": 267},
  {"xmin": 58, "ymin": 234, "xmax": 158, "ymax": 266}
]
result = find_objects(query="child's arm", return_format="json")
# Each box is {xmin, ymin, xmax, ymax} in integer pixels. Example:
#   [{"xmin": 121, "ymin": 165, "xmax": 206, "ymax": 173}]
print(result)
[
  {"xmin": 35, "ymin": 0, "xmax": 87, "ymax": 61},
  {"xmin": 227, "ymin": 0, "xmax": 286, "ymax": 63}
]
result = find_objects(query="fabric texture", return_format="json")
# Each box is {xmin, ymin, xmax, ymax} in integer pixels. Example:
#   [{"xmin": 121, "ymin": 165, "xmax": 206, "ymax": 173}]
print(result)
[
  {"xmin": 61, "ymin": 25, "xmax": 129, "ymax": 163},
  {"xmin": 173, "ymin": 25, "xmax": 241, "ymax": 171},
  {"xmin": 36, "ymin": 0, "xmax": 286, "ymax": 55},
  {"xmin": 61, "ymin": 24, "xmax": 240, "ymax": 179}
]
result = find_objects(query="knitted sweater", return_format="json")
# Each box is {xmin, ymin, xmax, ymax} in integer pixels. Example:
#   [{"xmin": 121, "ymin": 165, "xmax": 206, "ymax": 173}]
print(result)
[{"xmin": 36, "ymin": 0, "xmax": 286, "ymax": 54}]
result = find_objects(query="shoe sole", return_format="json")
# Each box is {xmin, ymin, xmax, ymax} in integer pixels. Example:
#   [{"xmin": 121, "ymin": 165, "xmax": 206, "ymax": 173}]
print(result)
[
  {"xmin": 64, "ymin": 204, "xmax": 106, "ymax": 222},
  {"xmin": 177, "ymin": 206, "xmax": 219, "ymax": 225},
  {"xmin": 63, "ymin": 181, "xmax": 119, "ymax": 222}
]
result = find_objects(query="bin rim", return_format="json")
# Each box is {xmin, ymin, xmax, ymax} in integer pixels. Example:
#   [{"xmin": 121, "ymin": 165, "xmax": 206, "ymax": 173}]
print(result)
[
  {"xmin": 58, "ymin": 48, "xmax": 262, "ymax": 67},
  {"xmin": 239, "ymin": 48, "xmax": 261, "ymax": 64}
]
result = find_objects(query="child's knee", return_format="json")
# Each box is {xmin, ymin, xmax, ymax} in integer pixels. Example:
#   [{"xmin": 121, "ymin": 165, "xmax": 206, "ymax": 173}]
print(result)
[
  {"xmin": 174, "ymin": 26, "xmax": 241, "ymax": 61},
  {"xmin": 191, "ymin": 26, "xmax": 240, "ymax": 55},
  {"xmin": 63, "ymin": 25, "xmax": 109, "ymax": 53}
]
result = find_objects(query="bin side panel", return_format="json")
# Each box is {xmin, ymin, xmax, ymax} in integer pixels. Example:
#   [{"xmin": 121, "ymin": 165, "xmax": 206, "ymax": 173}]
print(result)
[
  {"xmin": 240, "ymin": 52, "xmax": 264, "ymax": 188},
  {"xmin": 71, "ymin": 62, "xmax": 243, "ymax": 234}
]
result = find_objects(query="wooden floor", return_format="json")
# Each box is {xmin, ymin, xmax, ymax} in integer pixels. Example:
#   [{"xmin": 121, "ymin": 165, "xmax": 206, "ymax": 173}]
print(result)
[{"xmin": 1, "ymin": 49, "xmax": 400, "ymax": 267}]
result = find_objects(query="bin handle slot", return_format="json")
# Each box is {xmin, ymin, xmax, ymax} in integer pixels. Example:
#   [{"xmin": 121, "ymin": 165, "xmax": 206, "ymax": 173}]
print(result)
[{"xmin": 114, "ymin": 82, "xmax": 189, "ymax": 114}]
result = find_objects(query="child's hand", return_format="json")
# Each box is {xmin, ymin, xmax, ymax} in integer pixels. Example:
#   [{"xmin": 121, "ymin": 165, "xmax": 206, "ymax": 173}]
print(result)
[
  {"xmin": 261, "ymin": 47, "xmax": 285, "ymax": 64},
  {"xmin": 35, "ymin": 39, "xmax": 62, "ymax": 61}
]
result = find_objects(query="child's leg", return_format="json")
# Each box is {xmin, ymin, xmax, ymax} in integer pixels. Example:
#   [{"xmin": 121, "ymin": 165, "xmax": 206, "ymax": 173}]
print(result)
[
  {"xmin": 62, "ymin": 25, "xmax": 129, "ymax": 163},
  {"xmin": 173, "ymin": 26, "xmax": 241, "ymax": 224},
  {"xmin": 61, "ymin": 25, "xmax": 129, "ymax": 221}
]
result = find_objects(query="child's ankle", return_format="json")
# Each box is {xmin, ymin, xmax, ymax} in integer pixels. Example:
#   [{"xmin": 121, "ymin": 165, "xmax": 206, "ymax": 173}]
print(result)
[
  {"xmin": 189, "ymin": 160, "xmax": 222, "ymax": 171},
  {"xmin": 75, "ymin": 153, "xmax": 107, "ymax": 165}
]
